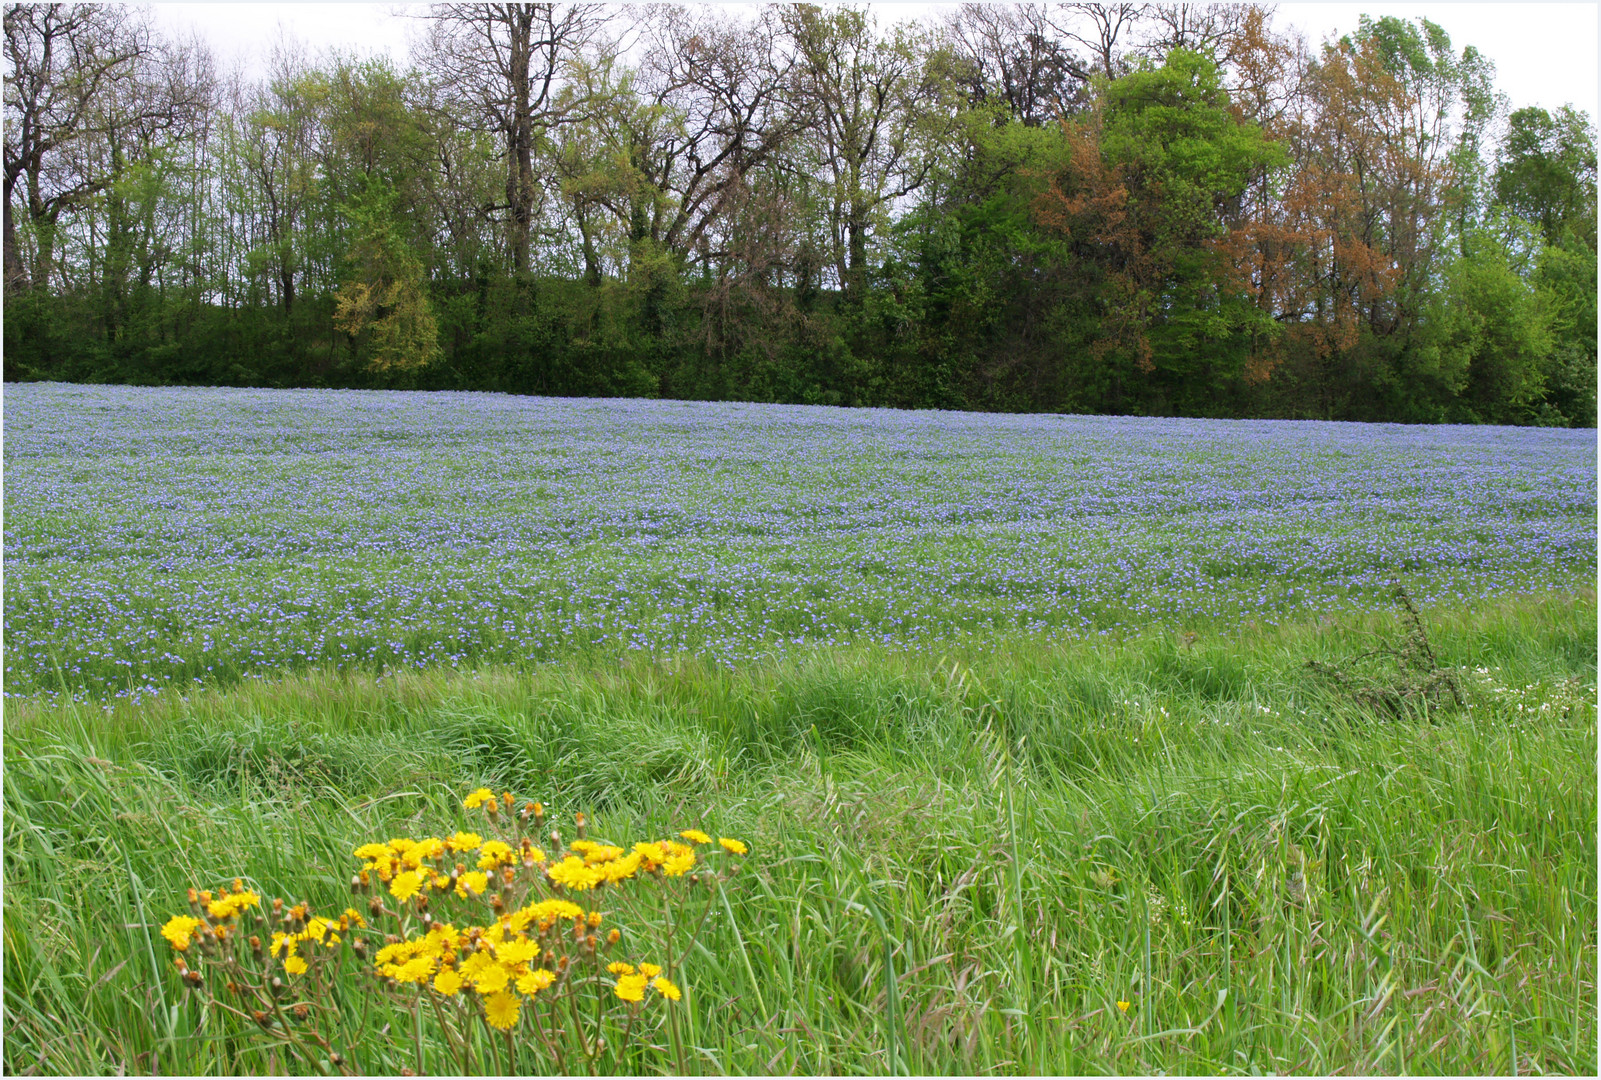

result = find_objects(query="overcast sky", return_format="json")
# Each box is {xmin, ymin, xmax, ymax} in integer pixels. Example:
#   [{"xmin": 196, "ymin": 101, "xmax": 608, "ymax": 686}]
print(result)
[{"xmin": 152, "ymin": 1, "xmax": 1600, "ymax": 119}]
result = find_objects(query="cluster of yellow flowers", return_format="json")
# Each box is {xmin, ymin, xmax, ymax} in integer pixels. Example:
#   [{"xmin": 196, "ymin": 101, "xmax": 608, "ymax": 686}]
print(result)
[{"xmin": 156, "ymin": 792, "xmax": 748, "ymax": 1074}]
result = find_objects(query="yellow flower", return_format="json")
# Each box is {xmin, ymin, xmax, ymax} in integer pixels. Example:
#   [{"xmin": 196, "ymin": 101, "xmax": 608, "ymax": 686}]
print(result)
[
  {"xmin": 494, "ymin": 938, "xmax": 539, "ymax": 966},
  {"xmin": 353, "ymin": 842, "xmax": 391, "ymax": 861},
  {"xmin": 547, "ymin": 856, "xmax": 602, "ymax": 891},
  {"xmin": 471, "ymin": 963, "xmax": 510, "ymax": 995},
  {"xmin": 388, "ymin": 956, "xmax": 436, "ymax": 984},
  {"xmin": 483, "ymin": 990, "xmax": 521, "ymax": 1031},
  {"xmin": 402, "ymin": 837, "xmax": 445, "ymax": 868},
  {"xmin": 390, "ymin": 870, "xmax": 425, "ymax": 902},
  {"xmin": 206, "ymin": 890, "xmax": 261, "ymax": 920},
  {"xmin": 1117, "ymin": 1000, "xmax": 1132, "ymax": 1014},
  {"xmin": 568, "ymin": 839, "xmax": 599, "ymax": 855},
  {"xmin": 662, "ymin": 841, "xmax": 696, "ymax": 877},
  {"xmin": 447, "ymin": 831, "xmax": 483, "ymax": 852},
  {"xmin": 341, "ymin": 908, "xmax": 367, "ymax": 928},
  {"xmin": 433, "ymin": 969, "xmax": 464, "ymax": 996},
  {"xmin": 464, "ymin": 788, "xmax": 494, "ymax": 809},
  {"xmin": 477, "ymin": 841, "xmax": 515, "ymax": 870},
  {"xmin": 516, "ymin": 968, "xmax": 556, "ymax": 995},
  {"xmin": 284, "ymin": 956, "xmax": 309, "ymax": 976},
  {"xmin": 679, "ymin": 829, "xmax": 712, "ymax": 845},
  {"xmin": 581, "ymin": 844, "xmax": 624, "ymax": 865},
  {"xmin": 455, "ymin": 870, "xmax": 490, "ymax": 898},
  {"xmin": 651, "ymin": 976, "xmax": 681, "ymax": 1002},
  {"xmin": 718, "ymin": 837, "xmax": 748, "ymax": 856},
  {"xmin": 161, "ymin": 915, "xmax": 203, "ymax": 951},
  {"xmin": 614, "ymin": 973, "xmax": 648, "ymax": 1003},
  {"xmin": 638, "ymin": 962, "xmax": 662, "ymax": 978},
  {"xmin": 599, "ymin": 851, "xmax": 643, "ymax": 884},
  {"xmin": 607, "ymin": 962, "xmax": 636, "ymax": 977}
]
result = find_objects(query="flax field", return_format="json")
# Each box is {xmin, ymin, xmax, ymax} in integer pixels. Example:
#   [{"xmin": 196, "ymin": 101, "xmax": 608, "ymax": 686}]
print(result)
[{"xmin": 3, "ymin": 384, "xmax": 1595, "ymax": 1075}]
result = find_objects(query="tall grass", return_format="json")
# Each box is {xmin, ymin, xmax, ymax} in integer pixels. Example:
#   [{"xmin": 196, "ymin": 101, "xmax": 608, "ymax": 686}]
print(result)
[{"xmin": 4, "ymin": 595, "xmax": 1595, "ymax": 1075}]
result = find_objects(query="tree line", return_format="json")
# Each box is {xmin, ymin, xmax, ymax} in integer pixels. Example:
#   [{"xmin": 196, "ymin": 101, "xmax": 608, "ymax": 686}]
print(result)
[{"xmin": 5, "ymin": 2, "xmax": 1596, "ymax": 425}]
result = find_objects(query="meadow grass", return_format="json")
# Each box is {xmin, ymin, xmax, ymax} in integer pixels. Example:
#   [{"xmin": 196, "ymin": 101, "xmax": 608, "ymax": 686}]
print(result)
[{"xmin": 4, "ymin": 593, "xmax": 1594, "ymax": 1075}]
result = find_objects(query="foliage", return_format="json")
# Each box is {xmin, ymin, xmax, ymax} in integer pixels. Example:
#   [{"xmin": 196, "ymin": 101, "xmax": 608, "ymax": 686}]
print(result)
[
  {"xmin": 332, "ymin": 177, "xmax": 441, "ymax": 372},
  {"xmin": 3, "ymin": 5, "xmax": 1595, "ymax": 424}
]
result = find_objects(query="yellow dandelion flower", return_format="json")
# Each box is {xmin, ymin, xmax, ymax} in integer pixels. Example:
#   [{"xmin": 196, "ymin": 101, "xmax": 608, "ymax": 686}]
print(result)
[
  {"xmin": 547, "ymin": 856, "xmax": 602, "ymax": 891},
  {"xmin": 638, "ymin": 962, "xmax": 662, "ymax": 978},
  {"xmin": 447, "ymin": 831, "xmax": 483, "ymax": 852},
  {"xmin": 464, "ymin": 788, "xmax": 494, "ymax": 809},
  {"xmin": 402, "ymin": 838, "xmax": 445, "ymax": 869},
  {"xmin": 586, "ymin": 911, "xmax": 603, "ymax": 929},
  {"xmin": 161, "ymin": 915, "xmax": 203, "ymax": 951},
  {"xmin": 433, "ymin": 969, "xmax": 464, "ymax": 995},
  {"xmin": 607, "ymin": 962, "xmax": 636, "ymax": 977},
  {"xmin": 1117, "ymin": 1000, "xmax": 1132, "ymax": 1014},
  {"xmin": 471, "ymin": 963, "xmax": 511, "ymax": 996},
  {"xmin": 483, "ymin": 990, "xmax": 521, "ymax": 1031},
  {"xmin": 353, "ymin": 842, "xmax": 390, "ymax": 861},
  {"xmin": 662, "ymin": 841, "xmax": 696, "ymax": 877},
  {"xmin": 614, "ymin": 973, "xmax": 648, "ymax": 1003},
  {"xmin": 516, "ymin": 968, "xmax": 556, "ymax": 996},
  {"xmin": 632, "ymin": 841, "xmax": 667, "ymax": 871},
  {"xmin": 680, "ymin": 829, "xmax": 712, "ymax": 845},
  {"xmin": 387, "ymin": 838, "xmax": 419, "ymax": 854},
  {"xmin": 389, "ymin": 956, "xmax": 436, "ymax": 984},
  {"xmin": 284, "ymin": 956, "xmax": 309, "ymax": 976},
  {"xmin": 494, "ymin": 938, "xmax": 539, "ymax": 966},
  {"xmin": 581, "ymin": 844, "xmax": 624, "ymax": 865},
  {"xmin": 455, "ymin": 870, "xmax": 490, "ymax": 898},
  {"xmin": 568, "ymin": 839, "xmax": 599, "ymax": 855},
  {"xmin": 342, "ymin": 908, "xmax": 367, "ymax": 928},
  {"xmin": 718, "ymin": 837, "xmax": 748, "ymax": 856},
  {"xmin": 390, "ymin": 870, "xmax": 425, "ymax": 902},
  {"xmin": 651, "ymin": 976, "xmax": 682, "ymax": 1001},
  {"xmin": 206, "ymin": 890, "xmax": 261, "ymax": 920},
  {"xmin": 476, "ymin": 841, "xmax": 515, "ymax": 870},
  {"xmin": 599, "ymin": 851, "xmax": 643, "ymax": 883}
]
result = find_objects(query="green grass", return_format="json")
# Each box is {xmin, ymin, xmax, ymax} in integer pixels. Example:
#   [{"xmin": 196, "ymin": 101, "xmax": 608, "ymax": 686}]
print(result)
[{"xmin": 5, "ymin": 594, "xmax": 1594, "ymax": 1075}]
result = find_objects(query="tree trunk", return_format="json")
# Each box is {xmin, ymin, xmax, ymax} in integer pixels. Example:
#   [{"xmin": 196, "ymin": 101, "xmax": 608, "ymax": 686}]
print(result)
[{"xmin": 3, "ymin": 177, "xmax": 27, "ymax": 293}]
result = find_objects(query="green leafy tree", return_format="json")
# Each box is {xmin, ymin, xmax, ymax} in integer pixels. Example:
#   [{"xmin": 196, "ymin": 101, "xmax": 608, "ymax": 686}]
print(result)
[
  {"xmin": 333, "ymin": 177, "xmax": 440, "ymax": 372},
  {"xmin": 1495, "ymin": 105, "xmax": 1598, "ymax": 250}
]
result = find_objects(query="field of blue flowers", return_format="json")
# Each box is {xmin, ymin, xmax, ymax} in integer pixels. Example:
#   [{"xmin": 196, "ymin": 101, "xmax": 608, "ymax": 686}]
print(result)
[{"xmin": 5, "ymin": 382, "xmax": 1596, "ymax": 701}]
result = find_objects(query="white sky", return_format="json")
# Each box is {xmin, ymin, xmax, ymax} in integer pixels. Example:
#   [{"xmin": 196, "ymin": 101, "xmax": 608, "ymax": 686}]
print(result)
[{"xmin": 153, "ymin": 1, "xmax": 1600, "ymax": 118}]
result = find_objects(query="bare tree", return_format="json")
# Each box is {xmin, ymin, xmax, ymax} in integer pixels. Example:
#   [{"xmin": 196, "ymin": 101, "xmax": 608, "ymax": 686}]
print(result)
[
  {"xmin": 939, "ymin": 3, "xmax": 1089, "ymax": 125},
  {"xmin": 1137, "ymin": 3, "xmax": 1267, "ymax": 69},
  {"xmin": 781, "ymin": 3, "xmax": 936, "ymax": 299},
  {"xmin": 638, "ymin": 5, "xmax": 800, "ymax": 267},
  {"xmin": 416, "ymin": 3, "xmax": 607, "ymax": 275},
  {"xmin": 1049, "ymin": 2, "xmax": 1148, "ymax": 79},
  {"xmin": 4, "ymin": 3, "xmax": 148, "ymax": 291}
]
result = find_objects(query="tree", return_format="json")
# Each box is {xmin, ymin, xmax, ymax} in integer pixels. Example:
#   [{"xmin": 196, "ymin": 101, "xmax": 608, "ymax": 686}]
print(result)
[
  {"xmin": 333, "ymin": 175, "xmax": 440, "ymax": 372},
  {"xmin": 1049, "ymin": 2, "xmax": 1148, "ymax": 80},
  {"xmin": 935, "ymin": 3, "xmax": 1089, "ymax": 125},
  {"xmin": 782, "ymin": 4, "xmax": 937, "ymax": 301},
  {"xmin": 5, "ymin": 3, "xmax": 149, "ymax": 291},
  {"xmin": 1494, "ymin": 105, "xmax": 1597, "ymax": 249},
  {"xmin": 417, "ymin": 3, "xmax": 608, "ymax": 276},
  {"xmin": 1035, "ymin": 49, "xmax": 1285, "ymax": 409}
]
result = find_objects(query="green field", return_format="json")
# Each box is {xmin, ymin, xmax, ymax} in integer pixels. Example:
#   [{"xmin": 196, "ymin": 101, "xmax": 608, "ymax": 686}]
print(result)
[{"xmin": 4, "ymin": 387, "xmax": 1596, "ymax": 1075}]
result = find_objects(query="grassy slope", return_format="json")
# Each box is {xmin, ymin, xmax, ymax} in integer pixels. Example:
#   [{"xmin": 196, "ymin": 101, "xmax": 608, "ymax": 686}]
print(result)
[{"xmin": 4, "ymin": 594, "xmax": 1596, "ymax": 1075}]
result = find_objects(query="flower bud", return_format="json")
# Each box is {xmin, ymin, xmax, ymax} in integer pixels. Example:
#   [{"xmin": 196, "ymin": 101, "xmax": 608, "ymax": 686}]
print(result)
[
  {"xmin": 574, "ymin": 812, "xmax": 587, "ymax": 840},
  {"xmin": 606, "ymin": 928, "xmax": 620, "ymax": 947},
  {"xmin": 350, "ymin": 875, "xmax": 363, "ymax": 896}
]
